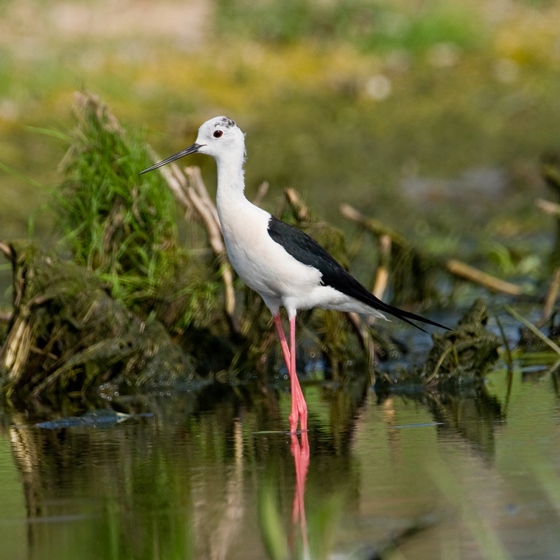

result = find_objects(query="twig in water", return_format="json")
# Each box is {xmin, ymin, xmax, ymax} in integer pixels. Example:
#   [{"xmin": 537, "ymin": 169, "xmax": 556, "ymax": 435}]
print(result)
[
  {"xmin": 445, "ymin": 259, "xmax": 525, "ymax": 297},
  {"xmin": 373, "ymin": 234, "xmax": 391, "ymax": 300},
  {"xmin": 146, "ymin": 146, "xmax": 194, "ymax": 214},
  {"xmin": 0, "ymin": 242, "xmax": 12, "ymax": 259},
  {"xmin": 253, "ymin": 181, "xmax": 269, "ymax": 206},
  {"xmin": 495, "ymin": 314, "xmax": 514, "ymax": 412},
  {"xmin": 495, "ymin": 315, "xmax": 513, "ymax": 371},
  {"xmin": 424, "ymin": 344, "xmax": 454, "ymax": 385},
  {"xmin": 0, "ymin": 311, "xmax": 12, "ymax": 323},
  {"xmin": 185, "ymin": 167, "xmax": 221, "ymax": 228},
  {"xmin": 285, "ymin": 188, "xmax": 310, "ymax": 222},
  {"xmin": 505, "ymin": 304, "xmax": 560, "ymax": 356},
  {"xmin": 538, "ymin": 267, "xmax": 560, "ymax": 327},
  {"xmin": 346, "ymin": 312, "xmax": 376, "ymax": 367},
  {"xmin": 536, "ymin": 198, "xmax": 560, "ymax": 217},
  {"xmin": 341, "ymin": 203, "xmax": 526, "ymax": 297},
  {"xmin": 340, "ymin": 203, "xmax": 409, "ymax": 247}
]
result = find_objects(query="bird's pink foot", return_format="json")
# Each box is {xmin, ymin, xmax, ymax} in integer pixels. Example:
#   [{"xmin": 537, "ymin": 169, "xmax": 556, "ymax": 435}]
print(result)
[
  {"xmin": 289, "ymin": 370, "xmax": 308, "ymax": 434},
  {"xmin": 289, "ymin": 410, "xmax": 299, "ymax": 434}
]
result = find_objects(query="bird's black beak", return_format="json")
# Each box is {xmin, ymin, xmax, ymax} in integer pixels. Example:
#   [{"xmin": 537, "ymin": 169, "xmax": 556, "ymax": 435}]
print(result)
[{"xmin": 139, "ymin": 143, "xmax": 203, "ymax": 175}]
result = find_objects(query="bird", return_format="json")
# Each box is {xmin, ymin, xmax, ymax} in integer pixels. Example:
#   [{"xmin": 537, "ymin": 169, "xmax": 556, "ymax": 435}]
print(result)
[{"xmin": 140, "ymin": 116, "xmax": 449, "ymax": 434}]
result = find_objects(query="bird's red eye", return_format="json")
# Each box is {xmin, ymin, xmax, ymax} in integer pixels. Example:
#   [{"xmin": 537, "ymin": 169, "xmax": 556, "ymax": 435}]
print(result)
[{"xmin": 213, "ymin": 130, "xmax": 223, "ymax": 138}]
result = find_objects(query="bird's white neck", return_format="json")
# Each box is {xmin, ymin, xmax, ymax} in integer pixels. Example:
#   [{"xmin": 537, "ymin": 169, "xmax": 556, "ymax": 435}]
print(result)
[
  {"xmin": 215, "ymin": 151, "xmax": 249, "ymax": 212},
  {"xmin": 213, "ymin": 149, "xmax": 271, "ymax": 253}
]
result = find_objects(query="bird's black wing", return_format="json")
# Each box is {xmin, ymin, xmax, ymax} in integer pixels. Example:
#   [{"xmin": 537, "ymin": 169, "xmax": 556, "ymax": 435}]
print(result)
[{"xmin": 267, "ymin": 216, "xmax": 449, "ymax": 332}]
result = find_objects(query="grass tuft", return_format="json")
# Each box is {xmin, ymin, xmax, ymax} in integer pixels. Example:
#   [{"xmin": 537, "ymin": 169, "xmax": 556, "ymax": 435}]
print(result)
[{"xmin": 51, "ymin": 91, "xmax": 220, "ymax": 332}]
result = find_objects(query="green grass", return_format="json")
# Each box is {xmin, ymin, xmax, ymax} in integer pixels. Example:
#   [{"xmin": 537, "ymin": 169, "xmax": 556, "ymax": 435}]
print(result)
[
  {"xmin": 49, "ymin": 92, "xmax": 221, "ymax": 333},
  {"xmin": 54, "ymin": 93, "xmax": 182, "ymax": 302}
]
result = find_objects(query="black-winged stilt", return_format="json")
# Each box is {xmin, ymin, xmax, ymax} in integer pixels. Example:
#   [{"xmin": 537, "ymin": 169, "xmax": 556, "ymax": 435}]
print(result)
[{"xmin": 140, "ymin": 116, "xmax": 448, "ymax": 434}]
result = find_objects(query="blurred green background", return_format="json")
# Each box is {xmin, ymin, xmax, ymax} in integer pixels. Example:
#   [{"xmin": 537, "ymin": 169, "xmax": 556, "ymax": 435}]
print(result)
[{"xmin": 1, "ymin": 0, "xmax": 559, "ymax": 251}]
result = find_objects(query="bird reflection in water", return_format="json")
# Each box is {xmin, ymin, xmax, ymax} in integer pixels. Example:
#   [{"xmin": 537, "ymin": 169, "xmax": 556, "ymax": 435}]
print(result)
[{"xmin": 289, "ymin": 430, "xmax": 310, "ymax": 556}]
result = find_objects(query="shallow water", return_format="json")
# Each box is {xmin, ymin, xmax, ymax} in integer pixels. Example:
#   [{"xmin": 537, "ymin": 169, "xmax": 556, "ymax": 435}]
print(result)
[{"xmin": 0, "ymin": 366, "xmax": 559, "ymax": 560}]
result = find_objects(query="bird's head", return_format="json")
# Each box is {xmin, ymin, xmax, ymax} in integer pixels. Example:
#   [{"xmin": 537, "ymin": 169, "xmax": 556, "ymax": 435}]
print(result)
[
  {"xmin": 139, "ymin": 116, "xmax": 245, "ymax": 175},
  {"xmin": 195, "ymin": 116, "xmax": 245, "ymax": 159}
]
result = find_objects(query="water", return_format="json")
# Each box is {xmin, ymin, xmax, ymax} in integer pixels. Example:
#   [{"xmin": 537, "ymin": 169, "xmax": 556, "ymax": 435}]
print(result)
[{"xmin": 0, "ymin": 368, "xmax": 559, "ymax": 560}]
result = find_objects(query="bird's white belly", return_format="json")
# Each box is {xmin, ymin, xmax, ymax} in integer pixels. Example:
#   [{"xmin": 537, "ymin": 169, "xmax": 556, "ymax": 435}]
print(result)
[
  {"xmin": 226, "ymin": 227, "xmax": 320, "ymax": 296},
  {"xmin": 219, "ymin": 205, "xmax": 322, "ymax": 309},
  {"xmin": 227, "ymin": 235, "xmax": 387, "ymax": 319},
  {"xmin": 217, "ymin": 200, "xmax": 388, "ymax": 320}
]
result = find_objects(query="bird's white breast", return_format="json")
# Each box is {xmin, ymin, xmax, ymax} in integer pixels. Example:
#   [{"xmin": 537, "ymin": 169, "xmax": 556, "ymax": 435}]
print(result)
[
  {"xmin": 217, "ymin": 198, "xmax": 323, "ymax": 309},
  {"xmin": 216, "ymin": 193, "xmax": 388, "ymax": 320}
]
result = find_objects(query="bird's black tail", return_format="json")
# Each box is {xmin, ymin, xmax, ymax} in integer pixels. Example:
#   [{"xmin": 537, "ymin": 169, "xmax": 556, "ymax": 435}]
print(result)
[{"xmin": 369, "ymin": 296, "xmax": 450, "ymax": 333}]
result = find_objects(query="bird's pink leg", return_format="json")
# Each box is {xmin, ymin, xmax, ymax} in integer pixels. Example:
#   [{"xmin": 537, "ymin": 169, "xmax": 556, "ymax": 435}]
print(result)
[
  {"xmin": 273, "ymin": 315, "xmax": 307, "ymax": 433},
  {"xmin": 289, "ymin": 316, "xmax": 308, "ymax": 433},
  {"xmin": 273, "ymin": 315, "xmax": 291, "ymax": 368},
  {"xmin": 273, "ymin": 315, "xmax": 298, "ymax": 432}
]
